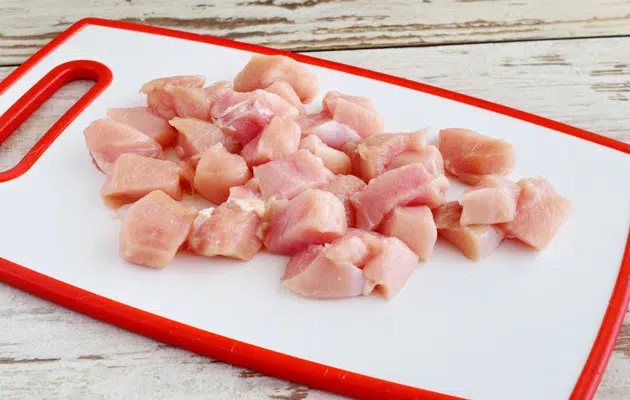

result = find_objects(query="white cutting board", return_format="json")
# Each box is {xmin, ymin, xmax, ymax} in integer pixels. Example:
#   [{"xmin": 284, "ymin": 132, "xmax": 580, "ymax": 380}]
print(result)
[{"xmin": 1, "ymin": 19, "xmax": 629, "ymax": 400}]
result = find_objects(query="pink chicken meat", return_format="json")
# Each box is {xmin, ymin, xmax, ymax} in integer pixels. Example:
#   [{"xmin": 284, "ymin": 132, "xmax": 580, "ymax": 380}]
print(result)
[
  {"xmin": 265, "ymin": 81, "xmax": 305, "ymax": 112},
  {"xmin": 460, "ymin": 176, "xmax": 521, "ymax": 225},
  {"xmin": 141, "ymin": 75, "xmax": 206, "ymax": 120},
  {"xmin": 434, "ymin": 202, "xmax": 505, "ymax": 261},
  {"xmin": 107, "ymin": 107, "xmax": 177, "ymax": 147},
  {"xmin": 264, "ymin": 189, "xmax": 347, "ymax": 255},
  {"xmin": 194, "ymin": 144, "xmax": 251, "ymax": 205},
  {"xmin": 379, "ymin": 206, "xmax": 437, "ymax": 261},
  {"xmin": 298, "ymin": 112, "xmax": 361, "ymax": 150},
  {"xmin": 322, "ymin": 91, "xmax": 384, "ymax": 138},
  {"xmin": 120, "ymin": 190, "xmax": 198, "ymax": 269},
  {"xmin": 499, "ymin": 177, "xmax": 572, "ymax": 249},
  {"xmin": 169, "ymin": 117, "xmax": 241, "ymax": 165},
  {"xmin": 101, "ymin": 153, "xmax": 183, "ymax": 209},
  {"xmin": 299, "ymin": 135, "xmax": 352, "ymax": 175},
  {"xmin": 233, "ymin": 55, "xmax": 319, "ymax": 103},
  {"xmin": 320, "ymin": 174, "xmax": 367, "ymax": 228},
  {"xmin": 386, "ymin": 145, "xmax": 445, "ymax": 177},
  {"xmin": 241, "ymin": 116, "xmax": 301, "ymax": 166},
  {"xmin": 438, "ymin": 128, "xmax": 516, "ymax": 185},
  {"xmin": 84, "ymin": 118, "xmax": 163, "ymax": 174}
]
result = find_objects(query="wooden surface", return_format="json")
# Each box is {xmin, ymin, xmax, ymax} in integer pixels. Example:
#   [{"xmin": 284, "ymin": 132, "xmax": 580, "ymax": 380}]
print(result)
[{"xmin": 1, "ymin": 1, "xmax": 630, "ymax": 399}]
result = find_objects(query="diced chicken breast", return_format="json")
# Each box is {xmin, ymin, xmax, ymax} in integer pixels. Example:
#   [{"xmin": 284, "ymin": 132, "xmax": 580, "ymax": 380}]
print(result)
[
  {"xmin": 146, "ymin": 88, "xmax": 178, "ymax": 120},
  {"xmin": 101, "ymin": 153, "xmax": 182, "ymax": 209},
  {"xmin": 349, "ymin": 130, "xmax": 427, "ymax": 182},
  {"xmin": 84, "ymin": 119, "xmax": 163, "ymax": 174},
  {"xmin": 438, "ymin": 128, "xmax": 516, "ymax": 185},
  {"xmin": 211, "ymin": 89, "xmax": 299, "ymax": 144},
  {"xmin": 323, "ymin": 91, "xmax": 376, "ymax": 113},
  {"xmin": 253, "ymin": 149, "xmax": 335, "ymax": 201},
  {"xmin": 264, "ymin": 189, "xmax": 347, "ymax": 255},
  {"xmin": 321, "ymin": 91, "xmax": 384, "ymax": 138},
  {"xmin": 362, "ymin": 236, "xmax": 419, "ymax": 300},
  {"xmin": 434, "ymin": 202, "xmax": 505, "ymax": 261},
  {"xmin": 387, "ymin": 145, "xmax": 444, "ymax": 176},
  {"xmin": 203, "ymin": 80, "xmax": 233, "ymax": 108},
  {"xmin": 320, "ymin": 174, "xmax": 367, "ymax": 228},
  {"xmin": 460, "ymin": 176, "xmax": 520, "ymax": 225},
  {"xmin": 379, "ymin": 206, "xmax": 437, "ymax": 261},
  {"xmin": 352, "ymin": 163, "xmax": 448, "ymax": 231},
  {"xmin": 107, "ymin": 107, "xmax": 177, "ymax": 147},
  {"xmin": 299, "ymin": 135, "xmax": 352, "ymax": 175},
  {"xmin": 499, "ymin": 177, "xmax": 572, "ymax": 249},
  {"xmin": 233, "ymin": 54, "xmax": 319, "ymax": 103},
  {"xmin": 194, "ymin": 144, "xmax": 252, "ymax": 204},
  {"xmin": 265, "ymin": 81, "xmax": 305, "ymax": 112},
  {"xmin": 164, "ymin": 85, "xmax": 213, "ymax": 121},
  {"xmin": 120, "ymin": 190, "xmax": 198, "ymax": 268},
  {"xmin": 140, "ymin": 75, "xmax": 206, "ymax": 94},
  {"xmin": 188, "ymin": 202, "xmax": 262, "ymax": 261},
  {"xmin": 227, "ymin": 185, "xmax": 266, "ymax": 218},
  {"xmin": 241, "ymin": 116, "xmax": 301, "ymax": 166},
  {"xmin": 169, "ymin": 117, "xmax": 241, "ymax": 164},
  {"xmin": 297, "ymin": 112, "xmax": 361, "ymax": 149}
]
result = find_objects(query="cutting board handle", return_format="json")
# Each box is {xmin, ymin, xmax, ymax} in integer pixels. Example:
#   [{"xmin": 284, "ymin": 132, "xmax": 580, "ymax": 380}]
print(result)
[{"xmin": 0, "ymin": 60, "xmax": 112, "ymax": 182}]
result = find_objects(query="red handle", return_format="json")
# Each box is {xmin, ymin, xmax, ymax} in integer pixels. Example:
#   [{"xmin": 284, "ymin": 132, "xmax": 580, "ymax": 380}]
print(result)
[{"xmin": 0, "ymin": 60, "xmax": 112, "ymax": 182}]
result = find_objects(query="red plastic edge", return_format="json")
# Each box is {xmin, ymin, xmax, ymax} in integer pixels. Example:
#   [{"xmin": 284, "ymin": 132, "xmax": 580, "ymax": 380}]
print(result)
[
  {"xmin": 0, "ymin": 59, "xmax": 112, "ymax": 182},
  {"xmin": 0, "ymin": 17, "xmax": 628, "ymax": 400}
]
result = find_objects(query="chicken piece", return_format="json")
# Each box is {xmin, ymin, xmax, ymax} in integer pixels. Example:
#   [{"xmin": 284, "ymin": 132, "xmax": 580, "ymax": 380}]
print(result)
[
  {"xmin": 140, "ymin": 75, "xmax": 206, "ymax": 94},
  {"xmin": 101, "ymin": 153, "xmax": 182, "ymax": 209},
  {"xmin": 241, "ymin": 116, "xmax": 301, "ymax": 166},
  {"xmin": 107, "ymin": 107, "xmax": 177, "ymax": 147},
  {"xmin": 265, "ymin": 81, "xmax": 305, "ymax": 113},
  {"xmin": 361, "ymin": 236, "xmax": 419, "ymax": 300},
  {"xmin": 352, "ymin": 163, "xmax": 448, "ymax": 231},
  {"xmin": 188, "ymin": 202, "xmax": 262, "ymax": 261},
  {"xmin": 194, "ymin": 144, "xmax": 251, "ymax": 204},
  {"xmin": 297, "ymin": 112, "xmax": 361, "ymax": 150},
  {"xmin": 264, "ymin": 189, "xmax": 347, "ymax": 255},
  {"xmin": 253, "ymin": 149, "xmax": 335, "ymax": 201},
  {"xmin": 169, "ymin": 118, "xmax": 241, "ymax": 165},
  {"xmin": 386, "ymin": 145, "xmax": 444, "ymax": 177},
  {"xmin": 84, "ymin": 119, "xmax": 163, "ymax": 174},
  {"xmin": 141, "ymin": 75, "xmax": 206, "ymax": 120},
  {"xmin": 438, "ymin": 128, "xmax": 516, "ymax": 185},
  {"xmin": 203, "ymin": 81, "xmax": 233, "ymax": 108},
  {"xmin": 320, "ymin": 175, "xmax": 367, "ymax": 228},
  {"xmin": 379, "ymin": 206, "xmax": 437, "ymax": 261},
  {"xmin": 499, "ymin": 177, "xmax": 572, "ymax": 249},
  {"xmin": 164, "ymin": 85, "xmax": 213, "ymax": 121},
  {"xmin": 348, "ymin": 130, "xmax": 427, "ymax": 182},
  {"xmin": 299, "ymin": 135, "xmax": 352, "ymax": 175},
  {"xmin": 120, "ymin": 190, "xmax": 198, "ymax": 268},
  {"xmin": 434, "ymin": 202, "xmax": 505, "ymax": 261},
  {"xmin": 460, "ymin": 176, "xmax": 520, "ymax": 226},
  {"xmin": 233, "ymin": 54, "xmax": 319, "ymax": 103},
  {"xmin": 211, "ymin": 89, "xmax": 299, "ymax": 144},
  {"xmin": 321, "ymin": 91, "xmax": 384, "ymax": 138},
  {"xmin": 227, "ymin": 185, "xmax": 266, "ymax": 218}
]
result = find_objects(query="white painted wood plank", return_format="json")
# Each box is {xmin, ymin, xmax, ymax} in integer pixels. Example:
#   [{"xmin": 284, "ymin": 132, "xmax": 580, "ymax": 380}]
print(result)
[
  {"xmin": 1, "ymin": 0, "xmax": 630, "ymax": 65},
  {"xmin": 1, "ymin": 36, "xmax": 629, "ymax": 398}
]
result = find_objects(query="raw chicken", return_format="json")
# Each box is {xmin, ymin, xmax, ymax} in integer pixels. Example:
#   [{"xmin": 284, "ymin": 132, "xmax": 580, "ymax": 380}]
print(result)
[
  {"xmin": 194, "ymin": 144, "xmax": 252, "ymax": 204},
  {"xmin": 188, "ymin": 202, "xmax": 262, "ymax": 261},
  {"xmin": 299, "ymin": 135, "xmax": 352, "ymax": 175},
  {"xmin": 386, "ymin": 145, "xmax": 444, "ymax": 177},
  {"xmin": 164, "ymin": 85, "xmax": 213, "ymax": 121},
  {"xmin": 169, "ymin": 117, "xmax": 241, "ymax": 165},
  {"xmin": 438, "ymin": 128, "xmax": 516, "ymax": 185},
  {"xmin": 297, "ymin": 112, "xmax": 361, "ymax": 149},
  {"xmin": 203, "ymin": 81, "xmax": 233, "ymax": 108},
  {"xmin": 265, "ymin": 81, "xmax": 305, "ymax": 112},
  {"xmin": 140, "ymin": 75, "xmax": 206, "ymax": 94},
  {"xmin": 320, "ymin": 174, "xmax": 367, "ymax": 228},
  {"xmin": 107, "ymin": 107, "xmax": 177, "ymax": 147},
  {"xmin": 460, "ymin": 176, "xmax": 520, "ymax": 225},
  {"xmin": 120, "ymin": 190, "xmax": 198, "ymax": 268},
  {"xmin": 241, "ymin": 116, "xmax": 301, "ymax": 166},
  {"xmin": 352, "ymin": 163, "xmax": 448, "ymax": 231},
  {"xmin": 499, "ymin": 177, "xmax": 572, "ymax": 249},
  {"xmin": 227, "ymin": 185, "xmax": 266, "ymax": 218},
  {"xmin": 379, "ymin": 206, "xmax": 437, "ymax": 261},
  {"xmin": 84, "ymin": 118, "xmax": 163, "ymax": 174},
  {"xmin": 233, "ymin": 54, "xmax": 319, "ymax": 103},
  {"xmin": 253, "ymin": 149, "xmax": 335, "ymax": 201},
  {"xmin": 322, "ymin": 91, "xmax": 384, "ymax": 138},
  {"xmin": 264, "ymin": 189, "xmax": 347, "ymax": 255},
  {"xmin": 211, "ymin": 89, "xmax": 300, "ymax": 144},
  {"xmin": 434, "ymin": 202, "xmax": 505, "ymax": 261},
  {"xmin": 101, "ymin": 153, "xmax": 183, "ymax": 209},
  {"xmin": 141, "ymin": 75, "xmax": 206, "ymax": 120},
  {"xmin": 348, "ymin": 130, "xmax": 427, "ymax": 182}
]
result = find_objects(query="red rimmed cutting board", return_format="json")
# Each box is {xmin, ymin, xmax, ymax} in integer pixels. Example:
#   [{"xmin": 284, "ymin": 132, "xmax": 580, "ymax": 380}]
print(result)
[{"xmin": 1, "ymin": 18, "xmax": 629, "ymax": 400}]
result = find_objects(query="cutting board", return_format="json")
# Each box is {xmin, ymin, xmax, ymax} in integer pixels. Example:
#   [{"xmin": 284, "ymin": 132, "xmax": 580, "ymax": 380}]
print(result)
[{"xmin": 1, "ymin": 18, "xmax": 629, "ymax": 400}]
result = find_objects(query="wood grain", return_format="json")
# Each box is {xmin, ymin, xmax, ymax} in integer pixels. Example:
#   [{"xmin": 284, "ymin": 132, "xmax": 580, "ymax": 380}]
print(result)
[
  {"xmin": 1, "ymin": 36, "xmax": 629, "ymax": 398},
  {"xmin": 1, "ymin": 0, "xmax": 630, "ymax": 65}
]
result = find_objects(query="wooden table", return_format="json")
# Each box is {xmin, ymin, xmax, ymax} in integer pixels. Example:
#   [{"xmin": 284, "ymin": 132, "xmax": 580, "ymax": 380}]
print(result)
[{"xmin": 1, "ymin": 1, "xmax": 629, "ymax": 398}]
